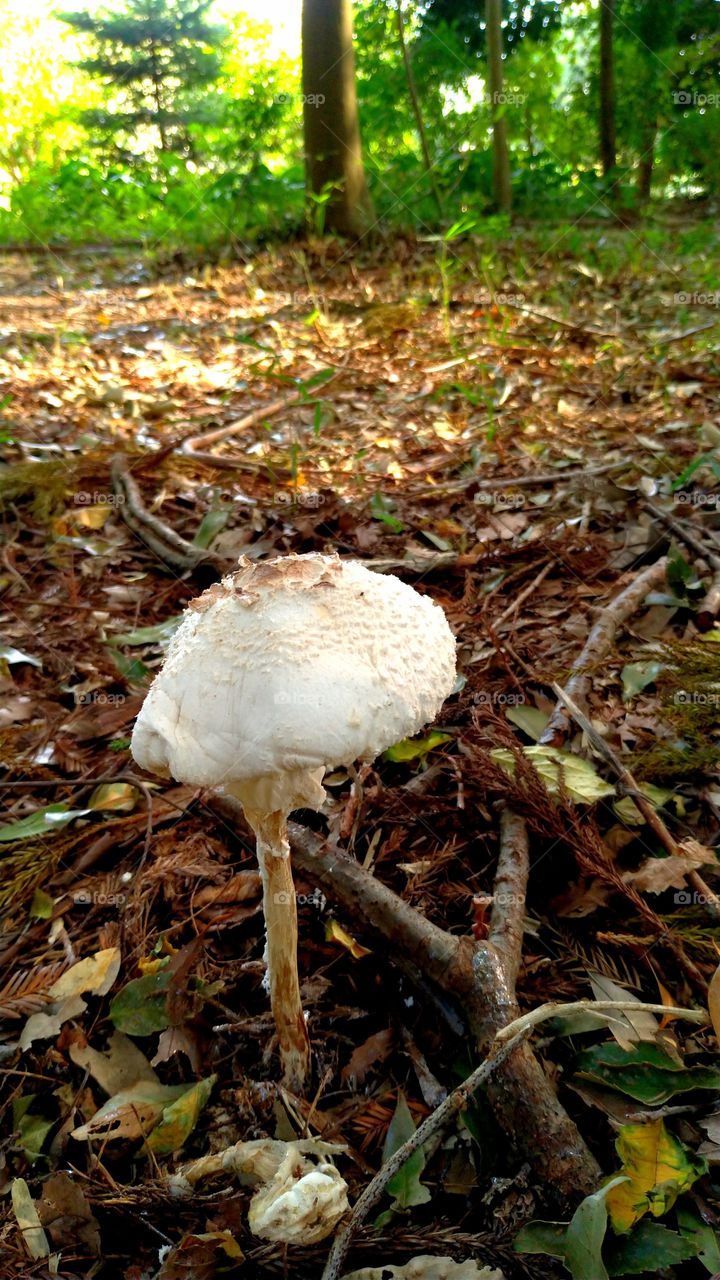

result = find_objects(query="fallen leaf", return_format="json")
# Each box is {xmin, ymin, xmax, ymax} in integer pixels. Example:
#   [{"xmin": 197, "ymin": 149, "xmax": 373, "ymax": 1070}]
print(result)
[
  {"xmin": 589, "ymin": 974, "xmax": 659, "ymax": 1048},
  {"xmin": 325, "ymin": 919, "xmax": 371, "ymax": 960},
  {"xmin": 622, "ymin": 840, "xmax": 715, "ymax": 894},
  {"xmin": 574, "ymin": 1041, "xmax": 720, "ymax": 1104},
  {"xmin": 68, "ymin": 1029, "xmax": 159, "ymax": 1095},
  {"xmin": 20, "ymin": 994, "xmax": 87, "ymax": 1051},
  {"xmin": 341, "ymin": 1260, "xmax": 505, "ymax": 1280},
  {"xmin": 145, "ymin": 1075, "xmax": 216, "ymax": 1155},
  {"xmin": 37, "ymin": 1171, "xmax": 101, "ymax": 1256},
  {"xmin": 49, "ymin": 947, "xmax": 121, "ymax": 1000},
  {"xmin": 157, "ymin": 1231, "xmax": 243, "ymax": 1280},
  {"xmin": 605, "ymin": 1121, "xmax": 706, "ymax": 1231},
  {"xmin": 71, "ymin": 1080, "xmax": 187, "ymax": 1143},
  {"xmin": 342, "ymin": 1029, "xmax": 394, "ymax": 1086},
  {"xmin": 384, "ymin": 731, "xmax": 452, "ymax": 762},
  {"xmin": 11, "ymin": 1178, "xmax": 49, "ymax": 1260},
  {"xmin": 515, "ymin": 1177, "xmax": 628, "ymax": 1280},
  {"xmin": 380, "ymin": 1091, "xmax": 430, "ymax": 1215}
]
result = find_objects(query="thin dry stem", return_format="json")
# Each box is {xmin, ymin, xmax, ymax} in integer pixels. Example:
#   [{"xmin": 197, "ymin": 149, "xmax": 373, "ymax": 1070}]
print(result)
[{"xmin": 250, "ymin": 810, "xmax": 311, "ymax": 1091}]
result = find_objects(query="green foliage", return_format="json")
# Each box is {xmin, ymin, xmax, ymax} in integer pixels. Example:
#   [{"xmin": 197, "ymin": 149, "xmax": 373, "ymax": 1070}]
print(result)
[
  {"xmin": 0, "ymin": 0, "xmax": 718, "ymax": 246},
  {"xmin": 60, "ymin": 0, "xmax": 227, "ymax": 160}
]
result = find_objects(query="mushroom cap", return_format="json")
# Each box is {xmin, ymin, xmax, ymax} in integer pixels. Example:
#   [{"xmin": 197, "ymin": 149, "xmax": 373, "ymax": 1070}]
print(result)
[{"xmin": 131, "ymin": 552, "xmax": 456, "ymax": 812}]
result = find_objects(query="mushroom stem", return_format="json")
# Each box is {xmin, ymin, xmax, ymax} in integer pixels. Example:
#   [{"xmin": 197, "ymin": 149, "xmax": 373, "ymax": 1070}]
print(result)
[{"xmin": 249, "ymin": 809, "xmax": 310, "ymax": 1091}]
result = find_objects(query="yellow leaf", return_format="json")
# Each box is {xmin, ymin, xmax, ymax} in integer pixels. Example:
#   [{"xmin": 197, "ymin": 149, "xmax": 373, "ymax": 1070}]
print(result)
[
  {"xmin": 606, "ymin": 1120, "xmax": 706, "ymax": 1232},
  {"xmin": 88, "ymin": 782, "xmax": 137, "ymax": 812},
  {"xmin": 49, "ymin": 947, "xmax": 121, "ymax": 1000},
  {"xmin": 708, "ymin": 961, "xmax": 720, "ymax": 1045},
  {"xmin": 74, "ymin": 504, "xmax": 112, "ymax": 529},
  {"xmin": 325, "ymin": 919, "xmax": 371, "ymax": 960}
]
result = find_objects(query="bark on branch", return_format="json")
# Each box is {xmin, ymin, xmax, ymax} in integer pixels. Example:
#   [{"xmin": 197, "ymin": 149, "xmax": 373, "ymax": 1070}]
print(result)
[
  {"xmin": 207, "ymin": 795, "xmax": 602, "ymax": 1207},
  {"xmin": 540, "ymin": 558, "xmax": 667, "ymax": 746}
]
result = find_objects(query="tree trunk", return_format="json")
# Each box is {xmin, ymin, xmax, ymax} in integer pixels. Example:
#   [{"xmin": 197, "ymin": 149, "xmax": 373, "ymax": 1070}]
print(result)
[
  {"xmin": 396, "ymin": 1, "xmax": 443, "ymax": 219},
  {"xmin": 599, "ymin": 0, "xmax": 616, "ymax": 177},
  {"xmin": 636, "ymin": 117, "xmax": 657, "ymax": 201},
  {"xmin": 485, "ymin": 0, "xmax": 511, "ymax": 214},
  {"xmin": 302, "ymin": 0, "xmax": 373, "ymax": 237}
]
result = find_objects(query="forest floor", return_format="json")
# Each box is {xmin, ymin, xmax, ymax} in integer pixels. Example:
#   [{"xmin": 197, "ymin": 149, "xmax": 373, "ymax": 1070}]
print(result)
[{"xmin": 0, "ymin": 222, "xmax": 719, "ymax": 1280}]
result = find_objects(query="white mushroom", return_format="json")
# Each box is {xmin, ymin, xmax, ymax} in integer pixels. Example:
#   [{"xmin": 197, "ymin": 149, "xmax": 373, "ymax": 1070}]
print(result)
[{"xmin": 131, "ymin": 552, "xmax": 456, "ymax": 1089}]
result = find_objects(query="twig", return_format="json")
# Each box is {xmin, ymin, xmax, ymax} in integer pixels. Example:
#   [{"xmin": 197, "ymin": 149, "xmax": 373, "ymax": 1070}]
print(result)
[
  {"xmin": 551, "ymin": 681, "xmax": 720, "ymax": 922},
  {"xmin": 645, "ymin": 500, "xmax": 720, "ymax": 570},
  {"xmin": 111, "ymin": 456, "xmax": 226, "ymax": 575},
  {"xmin": 495, "ymin": 998, "xmax": 707, "ymax": 1041},
  {"xmin": 488, "ymin": 808, "xmax": 528, "ymax": 991},
  {"xmin": 441, "ymin": 458, "xmax": 629, "ymax": 496},
  {"xmin": 502, "ymin": 299, "xmax": 621, "ymax": 339},
  {"xmin": 493, "ymin": 561, "xmax": 553, "ymax": 629},
  {"xmin": 539, "ymin": 558, "xmax": 668, "ymax": 746},
  {"xmin": 179, "ymin": 373, "xmax": 341, "ymax": 469},
  {"xmin": 206, "ymin": 795, "xmax": 603, "ymax": 1204},
  {"xmin": 320, "ymin": 1032, "xmax": 527, "ymax": 1280}
]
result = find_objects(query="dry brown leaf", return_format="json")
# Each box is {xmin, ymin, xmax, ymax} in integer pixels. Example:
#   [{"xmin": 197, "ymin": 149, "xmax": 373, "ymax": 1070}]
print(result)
[
  {"xmin": 341, "ymin": 1028, "xmax": 394, "ymax": 1086},
  {"xmin": 193, "ymin": 871, "xmax": 261, "ymax": 908},
  {"xmin": 622, "ymin": 840, "xmax": 714, "ymax": 894},
  {"xmin": 68, "ymin": 1028, "xmax": 158, "ymax": 1095},
  {"xmin": 37, "ymin": 1172, "xmax": 101, "ymax": 1256}
]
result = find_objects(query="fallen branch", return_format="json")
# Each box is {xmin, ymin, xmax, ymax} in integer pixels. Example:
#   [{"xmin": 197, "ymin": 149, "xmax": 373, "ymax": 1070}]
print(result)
[
  {"xmin": 321, "ymin": 991, "xmax": 708, "ymax": 1279},
  {"xmin": 488, "ymin": 808, "xmax": 528, "ymax": 991},
  {"xmin": 320, "ymin": 1031, "xmax": 528, "ymax": 1280},
  {"xmin": 110, "ymin": 456, "xmax": 227, "ymax": 576},
  {"xmin": 540, "ymin": 558, "xmax": 668, "ymax": 746},
  {"xmin": 551, "ymin": 682, "xmax": 720, "ymax": 922},
  {"xmin": 179, "ymin": 373, "xmax": 340, "ymax": 469},
  {"xmin": 206, "ymin": 794, "xmax": 603, "ymax": 1206},
  {"xmin": 440, "ymin": 459, "xmax": 629, "ymax": 497}
]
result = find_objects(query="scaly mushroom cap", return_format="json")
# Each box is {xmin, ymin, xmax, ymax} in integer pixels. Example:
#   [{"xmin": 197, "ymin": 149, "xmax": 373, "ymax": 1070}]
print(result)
[{"xmin": 131, "ymin": 552, "xmax": 456, "ymax": 814}]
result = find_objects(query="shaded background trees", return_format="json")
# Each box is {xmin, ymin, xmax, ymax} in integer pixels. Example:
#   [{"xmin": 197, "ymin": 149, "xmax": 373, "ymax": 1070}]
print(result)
[{"xmin": 0, "ymin": 0, "xmax": 717, "ymax": 247}]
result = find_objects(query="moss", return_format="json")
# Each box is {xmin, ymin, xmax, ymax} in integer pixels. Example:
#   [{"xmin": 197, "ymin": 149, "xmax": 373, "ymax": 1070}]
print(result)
[
  {"xmin": 0, "ymin": 459, "xmax": 71, "ymax": 520},
  {"xmin": 632, "ymin": 637, "xmax": 720, "ymax": 783}
]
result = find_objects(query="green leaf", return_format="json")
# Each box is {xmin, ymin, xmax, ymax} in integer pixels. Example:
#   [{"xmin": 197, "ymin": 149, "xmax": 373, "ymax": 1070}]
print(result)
[
  {"xmin": 677, "ymin": 1204, "xmax": 720, "ymax": 1273},
  {"xmin": 0, "ymin": 805, "xmax": 90, "ymax": 843},
  {"xmin": 106, "ymin": 617, "xmax": 182, "ymax": 647},
  {"xmin": 490, "ymin": 745, "xmax": 616, "ymax": 804},
  {"xmin": 192, "ymin": 509, "xmax": 230, "ymax": 549},
  {"xmin": 369, "ymin": 492, "xmax": 404, "ymax": 533},
  {"xmin": 574, "ymin": 1042, "xmax": 720, "ymax": 1104},
  {"xmin": 606, "ymin": 1221, "xmax": 696, "ymax": 1275},
  {"xmin": 108, "ymin": 651, "xmax": 151, "ymax": 683},
  {"xmin": 29, "ymin": 889, "xmax": 54, "ymax": 919},
  {"xmin": 563, "ymin": 1180, "xmax": 623, "ymax": 1280},
  {"xmin": 505, "ymin": 705, "xmax": 549, "ymax": 740},
  {"xmin": 515, "ymin": 1178, "xmax": 627, "ymax": 1280},
  {"xmin": 109, "ymin": 969, "xmax": 173, "ymax": 1036},
  {"xmin": 381, "ymin": 1091, "xmax": 430, "ymax": 1211},
  {"xmin": 620, "ymin": 662, "xmax": 665, "ymax": 702},
  {"xmin": 145, "ymin": 1075, "xmax": 216, "ymax": 1155},
  {"xmin": 515, "ymin": 1220, "xmax": 568, "ymax": 1260},
  {"xmin": 384, "ymin": 731, "xmax": 452, "ymax": 762},
  {"xmin": 12, "ymin": 1096, "xmax": 54, "ymax": 1164}
]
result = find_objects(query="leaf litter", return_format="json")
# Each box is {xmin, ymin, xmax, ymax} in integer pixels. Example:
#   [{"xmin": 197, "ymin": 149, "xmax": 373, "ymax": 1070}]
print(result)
[{"xmin": 0, "ymin": 232, "xmax": 719, "ymax": 1279}]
